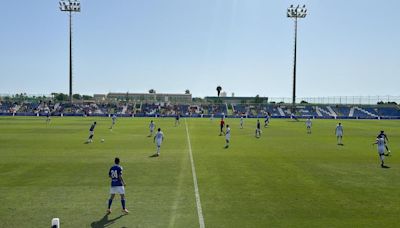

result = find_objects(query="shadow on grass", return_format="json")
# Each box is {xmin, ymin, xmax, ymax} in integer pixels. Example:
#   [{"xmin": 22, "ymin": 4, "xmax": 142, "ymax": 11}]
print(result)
[
  {"xmin": 149, "ymin": 154, "xmax": 159, "ymax": 158},
  {"xmin": 90, "ymin": 213, "xmax": 126, "ymax": 228}
]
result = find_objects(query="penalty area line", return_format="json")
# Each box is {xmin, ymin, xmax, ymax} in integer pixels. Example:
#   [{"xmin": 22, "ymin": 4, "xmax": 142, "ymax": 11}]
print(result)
[{"xmin": 184, "ymin": 118, "xmax": 205, "ymax": 228}]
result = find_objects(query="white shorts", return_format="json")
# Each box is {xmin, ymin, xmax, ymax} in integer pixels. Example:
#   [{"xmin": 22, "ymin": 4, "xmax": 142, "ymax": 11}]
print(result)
[
  {"xmin": 110, "ymin": 186, "xmax": 125, "ymax": 194},
  {"xmin": 90, "ymin": 131, "xmax": 94, "ymax": 136},
  {"xmin": 336, "ymin": 132, "xmax": 342, "ymax": 137}
]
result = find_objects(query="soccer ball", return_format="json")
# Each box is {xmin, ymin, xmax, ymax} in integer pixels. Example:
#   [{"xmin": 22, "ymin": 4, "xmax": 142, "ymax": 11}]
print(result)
[{"xmin": 101, "ymin": 139, "xmax": 105, "ymax": 142}]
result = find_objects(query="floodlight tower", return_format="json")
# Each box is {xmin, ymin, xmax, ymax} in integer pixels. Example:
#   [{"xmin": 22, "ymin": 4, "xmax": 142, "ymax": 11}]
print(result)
[
  {"xmin": 59, "ymin": 0, "xmax": 80, "ymax": 103},
  {"xmin": 287, "ymin": 4, "xmax": 307, "ymax": 113}
]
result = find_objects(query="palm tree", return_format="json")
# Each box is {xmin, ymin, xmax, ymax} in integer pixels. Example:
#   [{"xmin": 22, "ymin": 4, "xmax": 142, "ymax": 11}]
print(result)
[{"xmin": 216, "ymin": 86, "xmax": 222, "ymax": 97}]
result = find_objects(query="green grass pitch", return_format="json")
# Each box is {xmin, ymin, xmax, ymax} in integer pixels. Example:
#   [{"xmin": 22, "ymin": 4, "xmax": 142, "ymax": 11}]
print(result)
[{"xmin": 0, "ymin": 116, "xmax": 399, "ymax": 227}]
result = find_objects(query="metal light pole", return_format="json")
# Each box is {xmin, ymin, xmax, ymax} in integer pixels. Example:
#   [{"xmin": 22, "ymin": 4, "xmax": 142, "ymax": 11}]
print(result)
[
  {"xmin": 287, "ymin": 5, "xmax": 307, "ymax": 113},
  {"xmin": 59, "ymin": 0, "xmax": 80, "ymax": 103}
]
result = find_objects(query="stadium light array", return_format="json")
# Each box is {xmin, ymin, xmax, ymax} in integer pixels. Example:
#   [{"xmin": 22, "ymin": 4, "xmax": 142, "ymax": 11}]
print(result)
[
  {"xmin": 59, "ymin": 0, "xmax": 81, "ymax": 103},
  {"xmin": 287, "ymin": 4, "xmax": 307, "ymax": 113}
]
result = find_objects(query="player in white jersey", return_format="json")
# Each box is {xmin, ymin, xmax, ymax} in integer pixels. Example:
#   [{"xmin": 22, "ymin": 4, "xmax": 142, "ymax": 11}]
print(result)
[
  {"xmin": 225, "ymin": 125, "xmax": 231, "ymax": 148},
  {"xmin": 306, "ymin": 118, "xmax": 312, "ymax": 134},
  {"xmin": 109, "ymin": 114, "xmax": 117, "ymax": 130},
  {"xmin": 148, "ymin": 120, "xmax": 155, "ymax": 137},
  {"xmin": 153, "ymin": 128, "xmax": 164, "ymax": 156},
  {"xmin": 372, "ymin": 137, "xmax": 389, "ymax": 168},
  {"xmin": 335, "ymin": 123, "xmax": 343, "ymax": 145},
  {"xmin": 240, "ymin": 116, "xmax": 244, "ymax": 129}
]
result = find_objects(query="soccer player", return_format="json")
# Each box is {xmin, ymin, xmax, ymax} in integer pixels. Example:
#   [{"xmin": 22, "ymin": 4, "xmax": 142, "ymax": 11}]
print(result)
[
  {"xmin": 306, "ymin": 118, "xmax": 312, "ymax": 134},
  {"xmin": 240, "ymin": 116, "xmax": 244, "ymax": 129},
  {"xmin": 46, "ymin": 112, "xmax": 51, "ymax": 125},
  {"xmin": 372, "ymin": 137, "xmax": 390, "ymax": 168},
  {"xmin": 109, "ymin": 114, "xmax": 117, "ymax": 130},
  {"xmin": 175, "ymin": 113, "xmax": 180, "ymax": 126},
  {"xmin": 148, "ymin": 120, "xmax": 155, "ymax": 137},
  {"xmin": 264, "ymin": 114, "xmax": 270, "ymax": 127},
  {"xmin": 335, "ymin": 122, "xmax": 343, "ymax": 145},
  {"xmin": 255, "ymin": 119, "xmax": 261, "ymax": 138},
  {"xmin": 153, "ymin": 128, "xmax": 164, "ymax": 156},
  {"xmin": 107, "ymin": 157, "xmax": 129, "ymax": 214},
  {"xmin": 377, "ymin": 130, "xmax": 391, "ymax": 155},
  {"xmin": 219, "ymin": 117, "xmax": 225, "ymax": 136},
  {"xmin": 225, "ymin": 124, "xmax": 231, "ymax": 148},
  {"xmin": 87, "ymin": 121, "xmax": 97, "ymax": 143}
]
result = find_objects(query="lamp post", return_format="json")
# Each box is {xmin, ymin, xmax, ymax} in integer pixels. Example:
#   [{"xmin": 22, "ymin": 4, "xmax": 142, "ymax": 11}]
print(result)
[
  {"xmin": 287, "ymin": 4, "xmax": 307, "ymax": 114},
  {"xmin": 59, "ymin": 0, "xmax": 80, "ymax": 103}
]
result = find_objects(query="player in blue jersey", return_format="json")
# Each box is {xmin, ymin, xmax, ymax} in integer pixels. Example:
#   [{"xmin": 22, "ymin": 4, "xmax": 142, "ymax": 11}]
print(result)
[
  {"xmin": 46, "ymin": 112, "xmax": 51, "ymax": 124},
  {"xmin": 107, "ymin": 157, "xmax": 129, "ymax": 214},
  {"xmin": 264, "ymin": 114, "xmax": 270, "ymax": 127},
  {"xmin": 87, "ymin": 121, "xmax": 97, "ymax": 143},
  {"xmin": 109, "ymin": 114, "xmax": 117, "ymax": 130},
  {"xmin": 175, "ymin": 113, "xmax": 180, "ymax": 126}
]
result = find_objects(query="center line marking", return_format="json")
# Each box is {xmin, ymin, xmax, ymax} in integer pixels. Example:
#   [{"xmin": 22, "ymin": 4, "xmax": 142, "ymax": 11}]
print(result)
[{"xmin": 184, "ymin": 118, "xmax": 205, "ymax": 228}]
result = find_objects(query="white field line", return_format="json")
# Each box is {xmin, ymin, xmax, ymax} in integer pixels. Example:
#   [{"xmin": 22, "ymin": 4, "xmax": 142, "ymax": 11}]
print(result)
[{"xmin": 184, "ymin": 118, "xmax": 205, "ymax": 228}]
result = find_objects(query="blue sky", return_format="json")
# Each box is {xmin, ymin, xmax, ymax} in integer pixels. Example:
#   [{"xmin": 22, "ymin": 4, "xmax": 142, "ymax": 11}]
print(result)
[{"xmin": 0, "ymin": 0, "xmax": 399, "ymax": 98}]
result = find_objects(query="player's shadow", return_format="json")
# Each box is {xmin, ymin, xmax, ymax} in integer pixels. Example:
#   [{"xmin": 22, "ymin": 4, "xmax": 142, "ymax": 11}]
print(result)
[
  {"xmin": 149, "ymin": 154, "xmax": 159, "ymax": 158},
  {"xmin": 90, "ymin": 213, "xmax": 126, "ymax": 228}
]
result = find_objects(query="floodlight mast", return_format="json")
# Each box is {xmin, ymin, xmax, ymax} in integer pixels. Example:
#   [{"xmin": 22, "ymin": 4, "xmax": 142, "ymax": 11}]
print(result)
[
  {"xmin": 59, "ymin": 0, "xmax": 80, "ymax": 103},
  {"xmin": 287, "ymin": 5, "xmax": 307, "ymax": 114}
]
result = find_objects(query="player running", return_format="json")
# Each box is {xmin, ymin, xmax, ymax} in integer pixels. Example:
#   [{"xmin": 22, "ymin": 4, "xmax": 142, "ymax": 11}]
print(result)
[
  {"xmin": 372, "ymin": 137, "xmax": 390, "ymax": 168},
  {"xmin": 87, "ymin": 121, "xmax": 97, "ymax": 143},
  {"xmin": 264, "ymin": 114, "xmax": 270, "ymax": 127},
  {"xmin": 107, "ymin": 157, "xmax": 129, "ymax": 214},
  {"xmin": 240, "ymin": 116, "xmax": 244, "ymax": 129},
  {"xmin": 109, "ymin": 114, "xmax": 117, "ymax": 130},
  {"xmin": 219, "ymin": 117, "xmax": 225, "ymax": 136},
  {"xmin": 153, "ymin": 128, "xmax": 164, "ymax": 156},
  {"xmin": 225, "ymin": 125, "xmax": 231, "ymax": 148},
  {"xmin": 255, "ymin": 119, "xmax": 261, "ymax": 138},
  {"xmin": 335, "ymin": 123, "xmax": 343, "ymax": 145},
  {"xmin": 148, "ymin": 120, "xmax": 155, "ymax": 137},
  {"xmin": 306, "ymin": 118, "xmax": 312, "ymax": 134},
  {"xmin": 377, "ymin": 130, "xmax": 391, "ymax": 155},
  {"xmin": 175, "ymin": 113, "xmax": 180, "ymax": 126}
]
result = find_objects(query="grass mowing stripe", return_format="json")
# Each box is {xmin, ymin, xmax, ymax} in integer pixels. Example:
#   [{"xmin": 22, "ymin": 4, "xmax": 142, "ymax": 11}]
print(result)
[{"xmin": 184, "ymin": 118, "xmax": 205, "ymax": 228}]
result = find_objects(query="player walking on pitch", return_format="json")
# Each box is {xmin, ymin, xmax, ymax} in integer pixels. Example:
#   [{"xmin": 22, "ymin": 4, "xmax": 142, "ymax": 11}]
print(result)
[
  {"xmin": 153, "ymin": 128, "xmax": 164, "ymax": 156},
  {"xmin": 46, "ymin": 112, "xmax": 51, "ymax": 125},
  {"xmin": 377, "ymin": 130, "xmax": 391, "ymax": 155},
  {"xmin": 372, "ymin": 137, "xmax": 390, "ymax": 168},
  {"xmin": 225, "ymin": 124, "xmax": 231, "ymax": 148},
  {"xmin": 148, "ymin": 120, "xmax": 155, "ymax": 137},
  {"xmin": 107, "ymin": 157, "xmax": 129, "ymax": 214},
  {"xmin": 87, "ymin": 121, "xmax": 97, "ymax": 143},
  {"xmin": 109, "ymin": 114, "xmax": 117, "ymax": 130},
  {"xmin": 175, "ymin": 113, "xmax": 180, "ymax": 126},
  {"xmin": 306, "ymin": 118, "xmax": 312, "ymax": 134},
  {"xmin": 255, "ymin": 119, "xmax": 261, "ymax": 138},
  {"xmin": 335, "ymin": 123, "xmax": 343, "ymax": 145},
  {"xmin": 219, "ymin": 117, "xmax": 225, "ymax": 136},
  {"xmin": 240, "ymin": 116, "xmax": 244, "ymax": 129}
]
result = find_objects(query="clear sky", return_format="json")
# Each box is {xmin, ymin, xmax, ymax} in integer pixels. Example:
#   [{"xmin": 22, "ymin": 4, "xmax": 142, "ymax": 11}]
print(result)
[{"xmin": 0, "ymin": 0, "xmax": 399, "ymax": 98}]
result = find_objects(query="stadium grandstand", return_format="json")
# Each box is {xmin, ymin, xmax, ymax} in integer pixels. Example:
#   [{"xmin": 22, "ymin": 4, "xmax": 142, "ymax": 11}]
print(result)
[{"xmin": 1, "ymin": 94, "xmax": 399, "ymax": 119}]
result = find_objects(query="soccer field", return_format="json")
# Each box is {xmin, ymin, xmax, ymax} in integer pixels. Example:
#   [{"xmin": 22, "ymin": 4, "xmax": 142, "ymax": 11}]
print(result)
[{"xmin": 0, "ymin": 116, "xmax": 399, "ymax": 227}]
